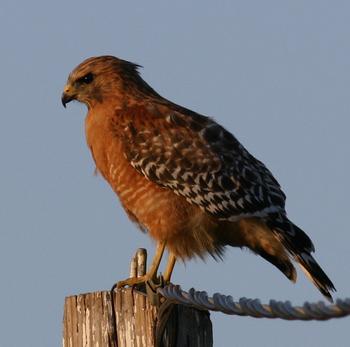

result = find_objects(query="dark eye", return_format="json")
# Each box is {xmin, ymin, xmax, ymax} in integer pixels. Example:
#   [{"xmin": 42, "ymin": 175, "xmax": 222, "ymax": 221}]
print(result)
[{"xmin": 77, "ymin": 72, "xmax": 94, "ymax": 84}]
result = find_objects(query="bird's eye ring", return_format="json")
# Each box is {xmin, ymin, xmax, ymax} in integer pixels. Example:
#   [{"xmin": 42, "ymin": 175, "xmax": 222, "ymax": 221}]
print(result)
[{"xmin": 77, "ymin": 73, "xmax": 94, "ymax": 84}]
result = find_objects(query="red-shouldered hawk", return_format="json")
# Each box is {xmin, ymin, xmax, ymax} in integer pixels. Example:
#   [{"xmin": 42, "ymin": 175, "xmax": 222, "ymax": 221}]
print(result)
[{"xmin": 62, "ymin": 56, "xmax": 335, "ymax": 301}]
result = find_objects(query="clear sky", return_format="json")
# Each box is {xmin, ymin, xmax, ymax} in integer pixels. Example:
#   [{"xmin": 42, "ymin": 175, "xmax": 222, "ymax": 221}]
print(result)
[{"xmin": 1, "ymin": 1, "xmax": 349, "ymax": 346}]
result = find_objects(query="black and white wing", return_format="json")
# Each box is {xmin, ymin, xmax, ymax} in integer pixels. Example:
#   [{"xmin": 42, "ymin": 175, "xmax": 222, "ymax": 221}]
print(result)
[{"xmin": 118, "ymin": 104, "xmax": 286, "ymax": 221}]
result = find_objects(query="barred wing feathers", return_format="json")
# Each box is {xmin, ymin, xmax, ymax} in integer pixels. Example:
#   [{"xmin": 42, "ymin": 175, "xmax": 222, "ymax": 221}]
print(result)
[{"xmin": 118, "ymin": 105, "xmax": 286, "ymax": 221}]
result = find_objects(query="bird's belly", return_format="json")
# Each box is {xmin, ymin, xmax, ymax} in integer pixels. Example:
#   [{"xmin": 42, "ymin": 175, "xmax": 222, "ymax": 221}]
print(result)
[
  {"xmin": 106, "ymin": 150, "xmax": 188, "ymax": 233},
  {"xmin": 88, "ymin": 133, "xmax": 239, "ymax": 259},
  {"xmin": 106, "ymin": 153, "xmax": 228, "ymax": 258},
  {"xmin": 85, "ymin": 126, "xmax": 188, "ymax": 241}
]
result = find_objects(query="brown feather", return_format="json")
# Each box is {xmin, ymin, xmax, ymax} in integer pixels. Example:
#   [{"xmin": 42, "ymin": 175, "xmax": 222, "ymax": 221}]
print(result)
[{"xmin": 62, "ymin": 55, "xmax": 335, "ymax": 300}]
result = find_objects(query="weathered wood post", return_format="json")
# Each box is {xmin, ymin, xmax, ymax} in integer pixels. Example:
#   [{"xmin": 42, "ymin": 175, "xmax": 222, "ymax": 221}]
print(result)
[{"xmin": 63, "ymin": 249, "xmax": 213, "ymax": 347}]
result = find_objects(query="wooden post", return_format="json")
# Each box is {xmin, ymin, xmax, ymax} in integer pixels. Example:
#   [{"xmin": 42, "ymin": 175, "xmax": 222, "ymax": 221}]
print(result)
[
  {"xmin": 63, "ymin": 249, "xmax": 213, "ymax": 347},
  {"xmin": 63, "ymin": 291, "xmax": 117, "ymax": 347}
]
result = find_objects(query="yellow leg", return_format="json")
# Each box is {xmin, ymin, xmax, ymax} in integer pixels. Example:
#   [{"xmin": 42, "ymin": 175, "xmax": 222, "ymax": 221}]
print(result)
[
  {"xmin": 117, "ymin": 241, "xmax": 166, "ymax": 288},
  {"xmin": 163, "ymin": 253, "xmax": 177, "ymax": 283}
]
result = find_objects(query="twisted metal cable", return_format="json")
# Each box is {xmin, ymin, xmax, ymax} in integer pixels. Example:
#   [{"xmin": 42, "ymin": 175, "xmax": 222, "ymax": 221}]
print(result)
[{"xmin": 157, "ymin": 284, "xmax": 350, "ymax": 321}]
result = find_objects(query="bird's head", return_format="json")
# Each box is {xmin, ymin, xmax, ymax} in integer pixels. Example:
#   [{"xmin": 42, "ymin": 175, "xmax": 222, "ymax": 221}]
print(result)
[{"xmin": 61, "ymin": 55, "xmax": 148, "ymax": 109}]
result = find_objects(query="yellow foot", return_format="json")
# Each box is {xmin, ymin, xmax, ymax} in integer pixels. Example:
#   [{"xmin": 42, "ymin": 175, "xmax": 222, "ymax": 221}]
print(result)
[
  {"xmin": 114, "ymin": 241, "xmax": 168, "ymax": 305},
  {"xmin": 116, "ymin": 274, "xmax": 156, "ymax": 289},
  {"xmin": 115, "ymin": 275, "xmax": 165, "ymax": 306}
]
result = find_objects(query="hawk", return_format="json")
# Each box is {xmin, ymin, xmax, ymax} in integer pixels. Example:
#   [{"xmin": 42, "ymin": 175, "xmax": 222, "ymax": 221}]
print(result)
[{"xmin": 62, "ymin": 56, "xmax": 335, "ymax": 301}]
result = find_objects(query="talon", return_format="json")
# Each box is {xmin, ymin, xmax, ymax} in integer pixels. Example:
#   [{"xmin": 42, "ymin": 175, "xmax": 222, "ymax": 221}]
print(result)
[
  {"xmin": 116, "ymin": 275, "xmax": 146, "ymax": 289},
  {"xmin": 115, "ymin": 275, "xmax": 165, "ymax": 306},
  {"xmin": 146, "ymin": 276, "xmax": 165, "ymax": 306}
]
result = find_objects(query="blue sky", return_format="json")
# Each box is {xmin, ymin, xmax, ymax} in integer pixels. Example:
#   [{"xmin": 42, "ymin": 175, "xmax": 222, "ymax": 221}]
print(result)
[{"xmin": 1, "ymin": 1, "xmax": 349, "ymax": 346}]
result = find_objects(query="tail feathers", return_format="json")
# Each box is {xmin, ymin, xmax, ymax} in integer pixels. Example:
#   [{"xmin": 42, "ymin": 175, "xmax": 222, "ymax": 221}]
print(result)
[
  {"xmin": 259, "ymin": 250, "xmax": 297, "ymax": 282},
  {"xmin": 266, "ymin": 213, "xmax": 336, "ymax": 302},
  {"xmin": 266, "ymin": 213, "xmax": 315, "ymax": 253},
  {"xmin": 296, "ymin": 252, "xmax": 336, "ymax": 302}
]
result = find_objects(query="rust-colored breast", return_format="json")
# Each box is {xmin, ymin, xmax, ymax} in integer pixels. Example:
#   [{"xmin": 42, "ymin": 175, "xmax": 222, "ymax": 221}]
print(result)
[
  {"xmin": 84, "ymin": 104, "xmax": 248, "ymax": 259},
  {"xmin": 84, "ymin": 106, "xmax": 214, "ymax": 257}
]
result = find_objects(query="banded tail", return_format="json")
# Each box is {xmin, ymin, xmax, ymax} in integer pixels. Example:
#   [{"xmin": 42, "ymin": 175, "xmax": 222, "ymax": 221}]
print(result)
[{"xmin": 266, "ymin": 213, "xmax": 336, "ymax": 302}]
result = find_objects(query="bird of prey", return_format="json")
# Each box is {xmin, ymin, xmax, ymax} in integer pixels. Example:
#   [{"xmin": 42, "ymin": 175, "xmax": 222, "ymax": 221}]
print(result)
[{"xmin": 62, "ymin": 56, "xmax": 335, "ymax": 301}]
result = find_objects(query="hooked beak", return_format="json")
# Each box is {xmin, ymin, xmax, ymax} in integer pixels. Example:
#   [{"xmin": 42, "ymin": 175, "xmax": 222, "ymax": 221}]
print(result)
[{"xmin": 61, "ymin": 86, "xmax": 75, "ymax": 108}]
